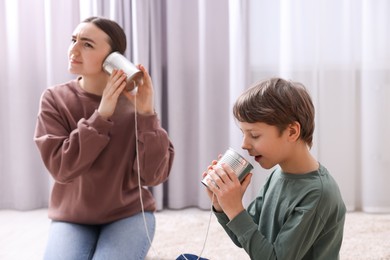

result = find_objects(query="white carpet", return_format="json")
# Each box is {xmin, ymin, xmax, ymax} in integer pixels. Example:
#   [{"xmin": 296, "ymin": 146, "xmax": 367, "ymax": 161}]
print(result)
[{"xmin": 0, "ymin": 208, "xmax": 389, "ymax": 260}]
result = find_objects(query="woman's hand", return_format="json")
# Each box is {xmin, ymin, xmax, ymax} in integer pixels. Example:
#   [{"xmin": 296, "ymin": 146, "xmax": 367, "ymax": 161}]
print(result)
[
  {"xmin": 205, "ymin": 163, "xmax": 252, "ymax": 220},
  {"xmin": 98, "ymin": 69, "xmax": 127, "ymax": 119},
  {"xmin": 122, "ymin": 64, "xmax": 155, "ymax": 115}
]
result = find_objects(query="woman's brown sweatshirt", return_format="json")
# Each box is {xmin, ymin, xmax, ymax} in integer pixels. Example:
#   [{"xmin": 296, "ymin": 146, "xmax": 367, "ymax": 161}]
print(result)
[{"xmin": 34, "ymin": 79, "xmax": 174, "ymax": 224}]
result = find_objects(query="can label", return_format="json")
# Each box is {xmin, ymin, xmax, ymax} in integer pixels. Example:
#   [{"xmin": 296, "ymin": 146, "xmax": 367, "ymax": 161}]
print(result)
[{"xmin": 201, "ymin": 148, "xmax": 253, "ymax": 188}]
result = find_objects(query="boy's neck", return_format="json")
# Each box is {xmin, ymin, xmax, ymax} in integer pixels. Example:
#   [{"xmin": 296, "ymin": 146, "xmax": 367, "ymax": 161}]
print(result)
[{"xmin": 279, "ymin": 142, "xmax": 319, "ymax": 174}]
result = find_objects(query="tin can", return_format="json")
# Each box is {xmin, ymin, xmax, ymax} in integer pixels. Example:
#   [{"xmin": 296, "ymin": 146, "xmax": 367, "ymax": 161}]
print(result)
[
  {"xmin": 103, "ymin": 52, "xmax": 144, "ymax": 94},
  {"xmin": 201, "ymin": 148, "xmax": 253, "ymax": 188}
]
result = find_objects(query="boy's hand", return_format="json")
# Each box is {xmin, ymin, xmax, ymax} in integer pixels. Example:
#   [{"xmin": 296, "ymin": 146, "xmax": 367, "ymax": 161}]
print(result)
[
  {"xmin": 206, "ymin": 163, "xmax": 252, "ymax": 220},
  {"xmin": 202, "ymin": 168, "xmax": 223, "ymax": 212}
]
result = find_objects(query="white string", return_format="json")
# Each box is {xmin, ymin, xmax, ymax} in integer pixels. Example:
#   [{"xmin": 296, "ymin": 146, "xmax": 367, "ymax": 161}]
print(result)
[
  {"xmin": 134, "ymin": 89, "xmax": 215, "ymax": 260},
  {"xmin": 179, "ymin": 193, "xmax": 215, "ymax": 260},
  {"xmin": 134, "ymin": 93, "xmax": 160, "ymax": 258}
]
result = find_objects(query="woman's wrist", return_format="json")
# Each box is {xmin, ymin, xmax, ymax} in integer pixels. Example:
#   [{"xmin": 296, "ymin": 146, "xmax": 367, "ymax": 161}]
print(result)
[{"xmin": 137, "ymin": 109, "xmax": 156, "ymax": 116}]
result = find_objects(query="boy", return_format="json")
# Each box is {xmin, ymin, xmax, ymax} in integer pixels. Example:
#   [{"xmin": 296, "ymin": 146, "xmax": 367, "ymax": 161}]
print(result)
[{"xmin": 203, "ymin": 78, "xmax": 346, "ymax": 259}]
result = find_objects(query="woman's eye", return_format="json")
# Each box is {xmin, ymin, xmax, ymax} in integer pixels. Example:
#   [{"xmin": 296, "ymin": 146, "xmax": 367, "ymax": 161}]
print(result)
[
  {"xmin": 84, "ymin": 42, "xmax": 93, "ymax": 48},
  {"xmin": 251, "ymin": 135, "xmax": 260, "ymax": 139}
]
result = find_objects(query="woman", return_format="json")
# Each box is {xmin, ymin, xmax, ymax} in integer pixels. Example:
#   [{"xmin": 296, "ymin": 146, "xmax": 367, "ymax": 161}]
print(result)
[{"xmin": 34, "ymin": 16, "xmax": 174, "ymax": 259}]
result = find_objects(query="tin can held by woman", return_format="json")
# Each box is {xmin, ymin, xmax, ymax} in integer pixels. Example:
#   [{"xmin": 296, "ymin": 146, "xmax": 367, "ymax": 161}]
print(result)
[
  {"xmin": 201, "ymin": 148, "xmax": 254, "ymax": 189},
  {"xmin": 103, "ymin": 52, "xmax": 144, "ymax": 94}
]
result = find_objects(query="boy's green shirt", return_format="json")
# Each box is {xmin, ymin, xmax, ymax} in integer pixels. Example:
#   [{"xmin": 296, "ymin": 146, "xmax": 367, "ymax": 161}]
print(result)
[{"xmin": 215, "ymin": 164, "xmax": 346, "ymax": 260}]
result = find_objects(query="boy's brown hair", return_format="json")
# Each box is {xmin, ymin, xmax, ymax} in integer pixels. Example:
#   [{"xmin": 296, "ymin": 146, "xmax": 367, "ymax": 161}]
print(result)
[{"xmin": 233, "ymin": 77, "xmax": 315, "ymax": 148}]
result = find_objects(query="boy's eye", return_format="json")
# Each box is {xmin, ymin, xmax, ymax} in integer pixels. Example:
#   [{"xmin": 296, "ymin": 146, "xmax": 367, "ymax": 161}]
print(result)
[{"xmin": 251, "ymin": 135, "xmax": 260, "ymax": 139}]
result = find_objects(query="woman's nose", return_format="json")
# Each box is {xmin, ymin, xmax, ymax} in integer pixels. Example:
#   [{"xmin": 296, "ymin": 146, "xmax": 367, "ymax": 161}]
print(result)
[{"xmin": 69, "ymin": 41, "xmax": 80, "ymax": 54}]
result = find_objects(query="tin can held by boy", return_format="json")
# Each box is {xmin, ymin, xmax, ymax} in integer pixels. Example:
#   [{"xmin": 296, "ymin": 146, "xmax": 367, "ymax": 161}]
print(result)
[{"xmin": 201, "ymin": 148, "xmax": 253, "ymax": 189}]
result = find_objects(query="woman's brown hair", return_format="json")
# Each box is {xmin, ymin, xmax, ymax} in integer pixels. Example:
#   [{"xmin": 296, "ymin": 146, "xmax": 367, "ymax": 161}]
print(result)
[{"xmin": 83, "ymin": 16, "xmax": 127, "ymax": 54}]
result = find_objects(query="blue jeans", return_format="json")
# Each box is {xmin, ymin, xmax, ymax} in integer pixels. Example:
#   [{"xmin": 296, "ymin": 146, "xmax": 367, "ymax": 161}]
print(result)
[{"xmin": 43, "ymin": 212, "xmax": 155, "ymax": 260}]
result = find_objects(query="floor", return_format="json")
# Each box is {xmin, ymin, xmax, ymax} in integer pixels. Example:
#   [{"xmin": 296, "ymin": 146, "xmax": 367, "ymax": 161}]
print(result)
[{"xmin": 0, "ymin": 208, "xmax": 389, "ymax": 260}]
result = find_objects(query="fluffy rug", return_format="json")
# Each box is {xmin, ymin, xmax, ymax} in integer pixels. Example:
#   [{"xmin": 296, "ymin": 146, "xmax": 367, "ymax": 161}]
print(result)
[
  {"xmin": 0, "ymin": 208, "xmax": 389, "ymax": 260},
  {"xmin": 146, "ymin": 209, "xmax": 390, "ymax": 260}
]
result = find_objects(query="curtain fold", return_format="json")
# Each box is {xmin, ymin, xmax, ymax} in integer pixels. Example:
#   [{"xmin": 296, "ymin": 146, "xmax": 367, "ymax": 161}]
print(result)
[
  {"xmin": 1, "ymin": 0, "xmax": 48, "ymax": 210},
  {"xmin": 0, "ymin": 0, "xmax": 389, "ymax": 212},
  {"xmin": 165, "ymin": 0, "xmax": 252, "ymax": 209},
  {"xmin": 360, "ymin": 0, "xmax": 390, "ymax": 213},
  {"xmin": 0, "ymin": 0, "xmax": 79, "ymax": 210}
]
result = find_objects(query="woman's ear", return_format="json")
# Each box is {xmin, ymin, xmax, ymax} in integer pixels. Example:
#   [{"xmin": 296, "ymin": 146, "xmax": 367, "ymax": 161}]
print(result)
[{"xmin": 287, "ymin": 121, "xmax": 301, "ymax": 142}]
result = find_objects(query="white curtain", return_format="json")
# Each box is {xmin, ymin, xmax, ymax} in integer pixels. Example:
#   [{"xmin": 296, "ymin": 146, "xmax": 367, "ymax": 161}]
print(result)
[
  {"xmin": 0, "ymin": 0, "xmax": 80, "ymax": 210},
  {"xmin": 164, "ymin": 0, "xmax": 257, "ymax": 209},
  {"xmin": 360, "ymin": 1, "xmax": 390, "ymax": 213},
  {"xmin": 248, "ymin": 0, "xmax": 390, "ymax": 213},
  {"xmin": 0, "ymin": 0, "xmax": 389, "ymax": 213}
]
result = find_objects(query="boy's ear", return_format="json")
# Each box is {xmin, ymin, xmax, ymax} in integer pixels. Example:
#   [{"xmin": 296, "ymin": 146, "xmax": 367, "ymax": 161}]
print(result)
[{"xmin": 288, "ymin": 122, "xmax": 301, "ymax": 141}]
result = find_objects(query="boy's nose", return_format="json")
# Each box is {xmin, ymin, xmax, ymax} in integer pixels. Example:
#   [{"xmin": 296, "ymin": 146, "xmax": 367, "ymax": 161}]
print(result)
[{"xmin": 241, "ymin": 137, "xmax": 251, "ymax": 150}]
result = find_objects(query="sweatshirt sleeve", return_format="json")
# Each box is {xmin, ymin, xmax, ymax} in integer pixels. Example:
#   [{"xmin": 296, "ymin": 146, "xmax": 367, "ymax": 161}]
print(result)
[
  {"xmin": 132, "ymin": 113, "xmax": 174, "ymax": 186},
  {"xmin": 34, "ymin": 89, "xmax": 113, "ymax": 183}
]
